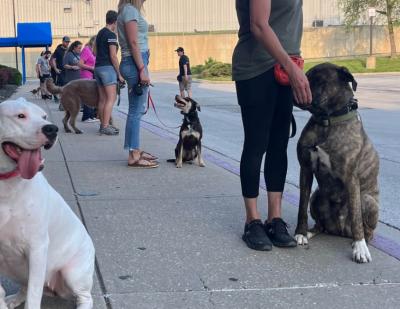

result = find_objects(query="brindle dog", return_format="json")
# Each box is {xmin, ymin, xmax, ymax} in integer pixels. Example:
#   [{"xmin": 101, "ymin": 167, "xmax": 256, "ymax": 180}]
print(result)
[
  {"xmin": 294, "ymin": 63, "xmax": 379, "ymax": 263},
  {"xmin": 173, "ymin": 95, "xmax": 205, "ymax": 168}
]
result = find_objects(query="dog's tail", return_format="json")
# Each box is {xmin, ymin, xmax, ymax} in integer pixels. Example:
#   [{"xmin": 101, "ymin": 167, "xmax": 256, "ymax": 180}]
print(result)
[
  {"xmin": 166, "ymin": 159, "xmax": 176, "ymax": 163},
  {"xmin": 46, "ymin": 79, "xmax": 63, "ymax": 95}
]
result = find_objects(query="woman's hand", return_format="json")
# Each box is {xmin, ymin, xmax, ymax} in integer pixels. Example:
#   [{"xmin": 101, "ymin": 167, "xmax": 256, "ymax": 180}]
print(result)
[
  {"xmin": 287, "ymin": 63, "xmax": 312, "ymax": 105},
  {"xmin": 118, "ymin": 74, "xmax": 125, "ymax": 84},
  {"xmin": 72, "ymin": 65, "xmax": 80, "ymax": 71},
  {"xmin": 139, "ymin": 69, "xmax": 150, "ymax": 86}
]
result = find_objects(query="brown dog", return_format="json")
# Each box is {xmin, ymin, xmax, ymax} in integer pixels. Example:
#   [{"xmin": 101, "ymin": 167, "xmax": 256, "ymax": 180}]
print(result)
[
  {"xmin": 294, "ymin": 63, "xmax": 379, "ymax": 263},
  {"xmin": 47, "ymin": 79, "xmax": 111, "ymax": 134}
]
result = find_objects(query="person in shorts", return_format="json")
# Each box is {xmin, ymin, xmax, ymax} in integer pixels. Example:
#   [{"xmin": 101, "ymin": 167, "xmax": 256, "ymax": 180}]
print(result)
[
  {"xmin": 175, "ymin": 47, "xmax": 192, "ymax": 98},
  {"xmin": 37, "ymin": 50, "xmax": 53, "ymax": 100},
  {"xmin": 94, "ymin": 10, "xmax": 124, "ymax": 136}
]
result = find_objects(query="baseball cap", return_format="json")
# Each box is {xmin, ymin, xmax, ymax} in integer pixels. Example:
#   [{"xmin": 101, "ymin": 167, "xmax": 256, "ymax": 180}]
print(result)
[
  {"xmin": 175, "ymin": 47, "xmax": 184, "ymax": 52},
  {"xmin": 62, "ymin": 36, "xmax": 71, "ymax": 42}
]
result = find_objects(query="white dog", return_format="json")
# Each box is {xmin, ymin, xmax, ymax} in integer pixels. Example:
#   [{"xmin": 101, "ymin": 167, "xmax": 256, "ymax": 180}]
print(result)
[{"xmin": 0, "ymin": 98, "xmax": 95, "ymax": 309}]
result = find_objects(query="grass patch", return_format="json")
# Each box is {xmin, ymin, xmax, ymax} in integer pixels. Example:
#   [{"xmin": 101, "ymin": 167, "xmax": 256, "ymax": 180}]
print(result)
[
  {"xmin": 304, "ymin": 56, "xmax": 400, "ymax": 73},
  {"xmin": 194, "ymin": 56, "xmax": 400, "ymax": 82}
]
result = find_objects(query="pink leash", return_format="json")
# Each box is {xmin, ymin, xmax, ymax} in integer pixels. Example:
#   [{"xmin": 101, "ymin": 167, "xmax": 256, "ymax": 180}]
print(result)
[{"xmin": 144, "ymin": 91, "xmax": 181, "ymax": 129}]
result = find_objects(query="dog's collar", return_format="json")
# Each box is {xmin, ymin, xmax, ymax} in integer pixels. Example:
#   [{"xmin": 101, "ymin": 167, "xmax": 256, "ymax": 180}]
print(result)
[
  {"xmin": 312, "ymin": 97, "xmax": 359, "ymax": 127},
  {"xmin": 0, "ymin": 168, "xmax": 20, "ymax": 180},
  {"xmin": 183, "ymin": 111, "xmax": 198, "ymax": 123}
]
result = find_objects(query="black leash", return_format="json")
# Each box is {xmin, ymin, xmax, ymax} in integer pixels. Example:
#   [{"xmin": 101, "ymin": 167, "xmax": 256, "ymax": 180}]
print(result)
[{"xmin": 116, "ymin": 81, "xmax": 125, "ymax": 106}]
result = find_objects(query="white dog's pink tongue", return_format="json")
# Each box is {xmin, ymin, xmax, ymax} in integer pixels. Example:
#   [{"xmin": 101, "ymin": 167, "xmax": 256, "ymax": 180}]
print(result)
[{"xmin": 18, "ymin": 149, "xmax": 41, "ymax": 179}]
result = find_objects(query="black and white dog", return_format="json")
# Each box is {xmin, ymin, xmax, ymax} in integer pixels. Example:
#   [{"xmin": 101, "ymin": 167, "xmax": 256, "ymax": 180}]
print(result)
[{"xmin": 173, "ymin": 95, "xmax": 205, "ymax": 168}]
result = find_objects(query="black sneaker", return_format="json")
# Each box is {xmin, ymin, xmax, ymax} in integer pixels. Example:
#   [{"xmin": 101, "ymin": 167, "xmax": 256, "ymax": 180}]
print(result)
[
  {"xmin": 242, "ymin": 219, "xmax": 272, "ymax": 251},
  {"xmin": 264, "ymin": 218, "xmax": 297, "ymax": 248}
]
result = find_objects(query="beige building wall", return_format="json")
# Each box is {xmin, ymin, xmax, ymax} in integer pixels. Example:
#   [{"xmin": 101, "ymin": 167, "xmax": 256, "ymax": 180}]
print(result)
[
  {"xmin": 0, "ymin": 0, "xmax": 238, "ymax": 37},
  {"xmin": 149, "ymin": 26, "xmax": 400, "ymax": 72},
  {"xmin": 0, "ymin": 0, "xmax": 345, "ymax": 37},
  {"xmin": 303, "ymin": 0, "xmax": 343, "ymax": 26},
  {"xmin": 1, "ymin": 0, "xmax": 397, "ymax": 77},
  {"xmin": 1, "ymin": 26, "xmax": 399, "ymax": 77}
]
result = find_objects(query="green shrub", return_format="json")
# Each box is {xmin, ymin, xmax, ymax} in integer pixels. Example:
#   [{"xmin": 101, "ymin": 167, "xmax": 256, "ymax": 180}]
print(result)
[
  {"xmin": 0, "ymin": 68, "xmax": 11, "ymax": 88},
  {"xmin": 193, "ymin": 58, "xmax": 232, "ymax": 78},
  {"xmin": 0, "ymin": 65, "xmax": 22, "ymax": 86},
  {"xmin": 203, "ymin": 57, "xmax": 218, "ymax": 69},
  {"xmin": 201, "ymin": 63, "xmax": 232, "ymax": 78},
  {"xmin": 191, "ymin": 64, "xmax": 204, "ymax": 75},
  {"xmin": 192, "ymin": 58, "xmax": 218, "ymax": 74}
]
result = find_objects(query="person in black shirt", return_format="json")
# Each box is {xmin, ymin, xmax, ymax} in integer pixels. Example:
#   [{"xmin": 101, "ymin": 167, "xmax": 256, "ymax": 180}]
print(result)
[
  {"xmin": 50, "ymin": 36, "xmax": 70, "ymax": 102},
  {"xmin": 176, "ymin": 47, "xmax": 192, "ymax": 98},
  {"xmin": 94, "ymin": 10, "xmax": 124, "ymax": 136}
]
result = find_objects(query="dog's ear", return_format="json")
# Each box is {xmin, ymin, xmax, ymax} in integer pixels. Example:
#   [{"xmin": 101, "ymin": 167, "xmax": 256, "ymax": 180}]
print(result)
[
  {"xmin": 189, "ymin": 98, "xmax": 201, "ymax": 112},
  {"xmin": 339, "ymin": 66, "xmax": 357, "ymax": 91}
]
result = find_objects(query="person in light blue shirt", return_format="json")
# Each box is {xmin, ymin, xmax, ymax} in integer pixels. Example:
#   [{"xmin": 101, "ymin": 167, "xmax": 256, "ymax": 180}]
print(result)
[{"xmin": 118, "ymin": 0, "xmax": 158, "ymax": 169}]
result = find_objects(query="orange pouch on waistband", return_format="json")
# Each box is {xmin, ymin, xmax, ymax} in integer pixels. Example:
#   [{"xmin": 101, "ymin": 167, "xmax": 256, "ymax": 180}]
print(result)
[{"xmin": 274, "ymin": 56, "xmax": 304, "ymax": 86}]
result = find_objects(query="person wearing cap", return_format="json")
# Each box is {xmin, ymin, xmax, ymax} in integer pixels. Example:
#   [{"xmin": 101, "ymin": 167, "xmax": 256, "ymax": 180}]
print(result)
[
  {"xmin": 50, "ymin": 36, "xmax": 71, "ymax": 101},
  {"xmin": 36, "ymin": 50, "xmax": 53, "ymax": 99},
  {"xmin": 176, "ymin": 47, "xmax": 192, "ymax": 98}
]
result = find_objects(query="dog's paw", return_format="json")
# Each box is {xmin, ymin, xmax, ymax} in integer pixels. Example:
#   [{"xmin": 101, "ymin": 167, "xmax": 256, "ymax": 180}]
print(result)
[
  {"xmin": 176, "ymin": 162, "xmax": 183, "ymax": 168},
  {"xmin": 352, "ymin": 239, "xmax": 372, "ymax": 263},
  {"xmin": 199, "ymin": 162, "xmax": 206, "ymax": 167},
  {"xmin": 75, "ymin": 130, "xmax": 83, "ymax": 134},
  {"xmin": 295, "ymin": 234, "xmax": 308, "ymax": 245}
]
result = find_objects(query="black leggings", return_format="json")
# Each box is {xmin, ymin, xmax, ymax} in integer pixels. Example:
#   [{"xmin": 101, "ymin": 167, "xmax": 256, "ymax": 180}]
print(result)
[{"xmin": 236, "ymin": 68, "xmax": 293, "ymax": 198}]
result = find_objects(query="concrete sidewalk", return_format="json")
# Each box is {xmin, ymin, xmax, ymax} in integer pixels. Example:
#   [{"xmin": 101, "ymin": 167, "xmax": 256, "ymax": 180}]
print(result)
[{"xmin": 3, "ymin": 82, "xmax": 400, "ymax": 309}]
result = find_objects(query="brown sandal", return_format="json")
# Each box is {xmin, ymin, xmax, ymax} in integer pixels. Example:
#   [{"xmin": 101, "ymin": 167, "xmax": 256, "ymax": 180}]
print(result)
[
  {"xmin": 140, "ymin": 151, "xmax": 158, "ymax": 161},
  {"xmin": 128, "ymin": 154, "xmax": 159, "ymax": 169}
]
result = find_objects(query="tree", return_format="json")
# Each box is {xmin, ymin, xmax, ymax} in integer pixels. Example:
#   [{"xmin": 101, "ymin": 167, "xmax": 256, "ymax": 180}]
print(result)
[{"xmin": 340, "ymin": 0, "xmax": 400, "ymax": 57}]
